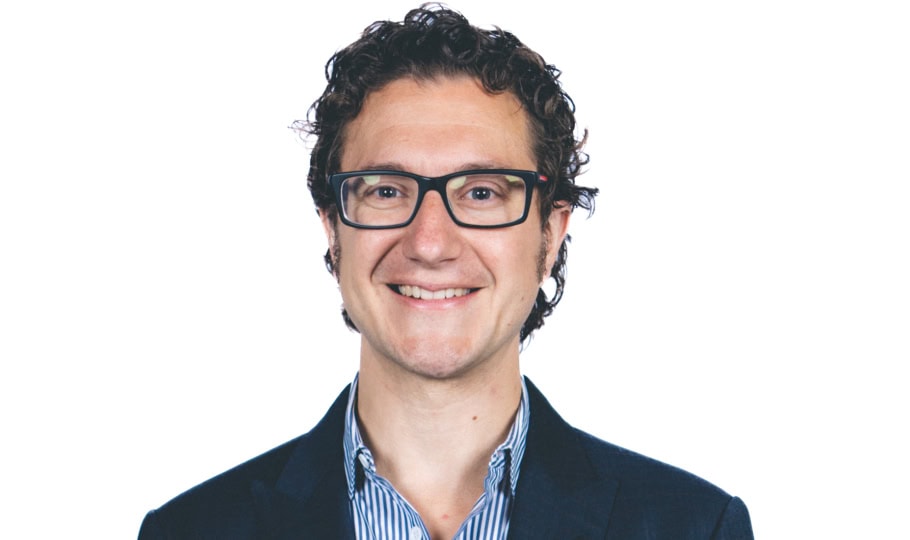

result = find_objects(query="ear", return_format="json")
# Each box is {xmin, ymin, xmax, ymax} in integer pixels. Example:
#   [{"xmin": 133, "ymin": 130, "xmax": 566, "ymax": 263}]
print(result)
[{"xmin": 543, "ymin": 204, "xmax": 571, "ymax": 281}]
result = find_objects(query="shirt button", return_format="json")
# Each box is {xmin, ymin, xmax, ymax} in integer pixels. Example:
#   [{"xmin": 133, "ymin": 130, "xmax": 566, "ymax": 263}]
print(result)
[{"xmin": 409, "ymin": 525, "xmax": 423, "ymax": 540}]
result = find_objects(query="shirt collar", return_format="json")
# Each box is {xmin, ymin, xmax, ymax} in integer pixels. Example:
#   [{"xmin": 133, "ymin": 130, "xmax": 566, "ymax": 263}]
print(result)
[{"xmin": 343, "ymin": 374, "xmax": 530, "ymax": 499}]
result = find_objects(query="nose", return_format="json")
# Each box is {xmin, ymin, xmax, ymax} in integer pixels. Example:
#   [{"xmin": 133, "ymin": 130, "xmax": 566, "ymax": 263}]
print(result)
[{"xmin": 400, "ymin": 191, "xmax": 463, "ymax": 265}]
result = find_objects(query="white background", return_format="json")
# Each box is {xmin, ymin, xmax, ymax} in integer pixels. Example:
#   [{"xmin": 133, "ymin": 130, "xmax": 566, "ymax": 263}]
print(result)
[{"xmin": 1, "ymin": 1, "xmax": 908, "ymax": 538}]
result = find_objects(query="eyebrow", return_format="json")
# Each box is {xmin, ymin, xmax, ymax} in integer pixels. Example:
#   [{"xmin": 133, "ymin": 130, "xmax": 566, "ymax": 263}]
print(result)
[{"xmin": 352, "ymin": 161, "xmax": 510, "ymax": 174}]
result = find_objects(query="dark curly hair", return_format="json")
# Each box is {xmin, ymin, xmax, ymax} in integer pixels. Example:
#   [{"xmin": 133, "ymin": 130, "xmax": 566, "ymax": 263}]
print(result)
[{"xmin": 296, "ymin": 4, "xmax": 598, "ymax": 344}]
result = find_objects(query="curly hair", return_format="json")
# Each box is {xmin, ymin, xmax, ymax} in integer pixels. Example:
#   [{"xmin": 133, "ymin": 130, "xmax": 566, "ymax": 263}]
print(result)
[{"xmin": 296, "ymin": 4, "xmax": 598, "ymax": 344}]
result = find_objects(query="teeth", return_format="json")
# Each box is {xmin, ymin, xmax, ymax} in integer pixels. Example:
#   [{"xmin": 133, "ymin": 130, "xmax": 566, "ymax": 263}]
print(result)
[{"xmin": 397, "ymin": 285, "xmax": 471, "ymax": 299}]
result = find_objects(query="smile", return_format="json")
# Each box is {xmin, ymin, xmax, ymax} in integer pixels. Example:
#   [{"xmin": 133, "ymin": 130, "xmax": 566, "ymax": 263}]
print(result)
[{"xmin": 392, "ymin": 284, "xmax": 475, "ymax": 300}]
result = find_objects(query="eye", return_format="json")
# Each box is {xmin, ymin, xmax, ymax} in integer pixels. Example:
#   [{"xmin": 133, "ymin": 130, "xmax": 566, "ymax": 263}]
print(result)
[
  {"xmin": 375, "ymin": 185, "xmax": 401, "ymax": 198},
  {"xmin": 468, "ymin": 187, "xmax": 493, "ymax": 200}
]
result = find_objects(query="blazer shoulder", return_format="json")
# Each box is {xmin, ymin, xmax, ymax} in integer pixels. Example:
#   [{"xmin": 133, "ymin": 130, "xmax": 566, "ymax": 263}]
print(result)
[
  {"xmin": 520, "ymin": 379, "xmax": 752, "ymax": 539},
  {"xmin": 574, "ymin": 429, "xmax": 753, "ymax": 539},
  {"xmin": 139, "ymin": 435, "xmax": 302, "ymax": 539},
  {"xmin": 139, "ymin": 386, "xmax": 351, "ymax": 539},
  {"xmin": 576, "ymin": 428, "xmax": 728, "ymax": 498}
]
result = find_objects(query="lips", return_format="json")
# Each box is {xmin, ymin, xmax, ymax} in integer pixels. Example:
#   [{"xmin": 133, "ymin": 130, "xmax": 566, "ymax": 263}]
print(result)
[{"xmin": 393, "ymin": 284, "xmax": 475, "ymax": 299}]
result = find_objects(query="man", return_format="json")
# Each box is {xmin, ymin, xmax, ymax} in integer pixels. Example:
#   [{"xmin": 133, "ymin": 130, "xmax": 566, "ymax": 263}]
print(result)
[{"xmin": 139, "ymin": 6, "xmax": 753, "ymax": 539}]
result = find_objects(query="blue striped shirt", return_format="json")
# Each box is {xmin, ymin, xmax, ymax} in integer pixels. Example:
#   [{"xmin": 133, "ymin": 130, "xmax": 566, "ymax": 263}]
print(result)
[{"xmin": 343, "ymin": 375, "xmax": 530, "ymax": 540}]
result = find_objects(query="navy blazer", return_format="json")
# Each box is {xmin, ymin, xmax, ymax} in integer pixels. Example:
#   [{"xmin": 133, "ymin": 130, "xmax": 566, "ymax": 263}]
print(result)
[{"xmin": 139, "ymin": 379, "xmax": 753, "ymax": 539}]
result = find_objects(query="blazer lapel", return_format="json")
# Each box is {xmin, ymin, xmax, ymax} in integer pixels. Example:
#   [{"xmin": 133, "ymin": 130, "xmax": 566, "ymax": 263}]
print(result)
[
  {"xmin": 252, "ymin": 387, "xmax": 356, "ymax": 540},
  {"xmin": 508, "ymin": 379, "xmax": 618, "ymax": 539},
  {"xmin": 248, "ymin": 380, "xmax": 618, "ymax": 539}
]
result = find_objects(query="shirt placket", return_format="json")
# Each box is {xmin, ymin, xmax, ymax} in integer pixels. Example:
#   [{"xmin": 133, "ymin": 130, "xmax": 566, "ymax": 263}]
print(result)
[{"xmin": 357, "ymin": 450, "xmax": 431, "ymax": 540}]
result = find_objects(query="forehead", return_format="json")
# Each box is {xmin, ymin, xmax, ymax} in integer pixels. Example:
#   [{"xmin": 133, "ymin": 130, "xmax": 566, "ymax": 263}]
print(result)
[{"xmin": 340, "ymin": 76, "xmax": 535, "ymax": 176}]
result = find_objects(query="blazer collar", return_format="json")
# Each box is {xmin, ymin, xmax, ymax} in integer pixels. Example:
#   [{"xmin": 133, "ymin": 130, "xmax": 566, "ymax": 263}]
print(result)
[
  {"xmin": 252, "ymin": 386, "xmax": 356, "ymax": 540},
  {"xmin": 508, "ymin": 378, "xmax": 618, "ymax": 539},
  {"xmin": 251, "ymin": 379, "xmax": 617, "ymax": 539}
]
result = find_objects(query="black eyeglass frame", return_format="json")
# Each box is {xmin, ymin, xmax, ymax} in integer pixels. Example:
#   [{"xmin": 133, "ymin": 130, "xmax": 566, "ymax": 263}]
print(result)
[{"xmin": 327, "ymin": 169, "xmax": 549, "ymax": 230}]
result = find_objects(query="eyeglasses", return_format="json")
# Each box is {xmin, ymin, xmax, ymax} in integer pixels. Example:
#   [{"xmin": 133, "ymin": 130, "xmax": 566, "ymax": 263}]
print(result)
[{"xmin": 328, "ymin": 169, "xmax": 548, "ymax": 229}]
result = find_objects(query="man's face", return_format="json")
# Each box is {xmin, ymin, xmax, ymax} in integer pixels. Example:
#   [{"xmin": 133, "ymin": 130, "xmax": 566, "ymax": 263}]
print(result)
[{"xmin": 321, "ymin": 76, "xmax": 569, "ymax": 380}]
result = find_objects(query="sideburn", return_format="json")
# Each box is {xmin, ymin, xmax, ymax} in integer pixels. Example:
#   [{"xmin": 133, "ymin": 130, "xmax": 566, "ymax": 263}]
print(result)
[
  {"xmin": 325, "ymin": 222, "xmax": 358, "ymax": 331},
  {"xmin": 536, "ymin": 230, "xmax": 550, "ymax": 282}
]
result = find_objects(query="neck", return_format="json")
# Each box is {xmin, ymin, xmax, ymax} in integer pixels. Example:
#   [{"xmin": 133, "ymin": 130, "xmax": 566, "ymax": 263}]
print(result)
[
  {"xmin": 355, "ymin": 345, "xmax": 522, "ymax": 527},
  {"xmin": 357, "ymin": 355, "xmax": 522, "ymax": 468}
]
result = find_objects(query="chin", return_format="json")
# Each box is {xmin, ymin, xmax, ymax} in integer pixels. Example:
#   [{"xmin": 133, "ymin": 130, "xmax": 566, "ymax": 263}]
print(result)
[
  {"xmin": 407, "ymin": 354, "xmax": 471, "ymax": 381},
  {"xmin": 390, "ymin": 338, "xmax": 483, "ymax": 380}
]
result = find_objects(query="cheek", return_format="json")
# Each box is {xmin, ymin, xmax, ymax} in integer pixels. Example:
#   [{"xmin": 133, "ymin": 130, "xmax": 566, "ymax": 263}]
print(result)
[
  {"xmin": 335, "ymin": 231, "xmax": 398, "ymax": 286},
  {"xmin": 483, "ymin": 231, "xmax": 548, "ymax": 288}
]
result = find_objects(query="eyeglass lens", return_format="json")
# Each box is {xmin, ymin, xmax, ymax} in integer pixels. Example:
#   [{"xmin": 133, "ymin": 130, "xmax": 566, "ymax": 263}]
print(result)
[{"xmin": 339, "ymin": 172, "xmax": 529, "ymax": 227}]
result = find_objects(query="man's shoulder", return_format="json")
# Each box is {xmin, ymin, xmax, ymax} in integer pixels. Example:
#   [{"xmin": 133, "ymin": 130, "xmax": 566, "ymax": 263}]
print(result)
[
  {"xmin": 525, "ymin": 378, "xmax": 734, "ymax": 498},
  {"xmin": 574, "ymin": 427, "xmax": 730, "ymax": 499},
  {"xmin": 572, "ymin": 428, "xmax": 744, "ymax": 507},
  {"xmin": 574, "ymin": 430, "xmax": 752, "ymax": 539},
  {"xmin": 139, "ymin": 436, "xmax": 295, "ymax": 537},
  {"xmin": 151, "ymin": 435, "xmax": 302, "ymax": 515},
  {"xmin": 139, "ymin": 387, "xmax": 351, "ymax": 539},
  {"xmin": 520, "ymin": 379, "xmax": 753, "ymax": 539}
]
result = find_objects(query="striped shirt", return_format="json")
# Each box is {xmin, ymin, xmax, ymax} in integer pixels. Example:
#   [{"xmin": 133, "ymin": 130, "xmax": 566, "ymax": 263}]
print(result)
[{"xmin": 343, "ymin": 375, "xmax": 530, "ymax": 540}]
